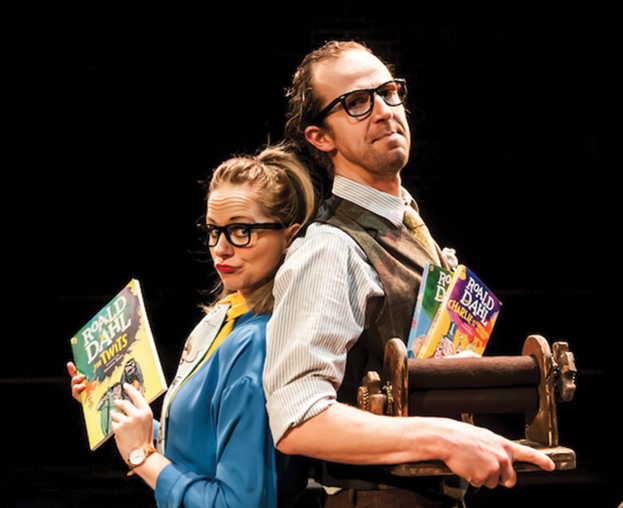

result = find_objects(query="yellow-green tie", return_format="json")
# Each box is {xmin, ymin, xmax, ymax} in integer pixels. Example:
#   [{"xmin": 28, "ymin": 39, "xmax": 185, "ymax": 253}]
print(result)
[{"xmin": 403, "ymin": 206, "xmax": 440, "ymax": 264}]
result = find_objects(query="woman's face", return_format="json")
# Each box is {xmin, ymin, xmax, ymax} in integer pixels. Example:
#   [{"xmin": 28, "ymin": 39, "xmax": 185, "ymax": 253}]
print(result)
[{"xmin": 206, "ymin": 183, "xmax": 298, "ymax": 297}]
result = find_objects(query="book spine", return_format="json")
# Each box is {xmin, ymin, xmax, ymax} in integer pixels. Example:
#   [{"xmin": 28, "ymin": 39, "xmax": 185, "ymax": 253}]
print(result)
[
  {"xmin": 407, "ymin": 264, "xmax": 431, "ymax": 358},
  {"xmin": 416, "ymin": 267, "xmax": 462, "ymax": 358}
]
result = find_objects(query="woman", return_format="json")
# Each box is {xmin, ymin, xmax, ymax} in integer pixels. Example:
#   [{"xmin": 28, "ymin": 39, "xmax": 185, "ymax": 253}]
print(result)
[{"xmin": 68, "ymin": 144, "xmax": 315, "ymax": 508}]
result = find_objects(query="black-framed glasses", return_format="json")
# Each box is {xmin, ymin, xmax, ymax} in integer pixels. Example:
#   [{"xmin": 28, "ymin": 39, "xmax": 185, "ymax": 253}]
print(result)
[
  {"xmin": 196, "ymin": 221, "xmax": 284, "ymax": 247},
  {"xmin": 312, "ymin": 78, "xmax": 407, "ymax": 124}
]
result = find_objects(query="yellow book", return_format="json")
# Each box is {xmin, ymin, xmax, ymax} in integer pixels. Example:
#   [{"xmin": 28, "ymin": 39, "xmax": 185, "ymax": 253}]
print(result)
[{"xmin": 69, "ymin": 279, "xmax": 167, "ymax": 450}]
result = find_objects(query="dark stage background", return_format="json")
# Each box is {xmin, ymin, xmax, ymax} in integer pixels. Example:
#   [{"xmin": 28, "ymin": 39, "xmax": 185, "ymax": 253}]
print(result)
[{"xmin": 3, "ymin": 4, "xmax": 618, "ymax": 507}]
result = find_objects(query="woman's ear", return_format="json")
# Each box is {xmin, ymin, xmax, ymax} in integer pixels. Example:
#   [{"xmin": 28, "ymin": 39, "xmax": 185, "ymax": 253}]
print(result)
[
  {"xmin": 284, "ymin": 223, "xmax": 301, "ymax": 248},
  {"xmin": 305, "ymin": 125, "xmax": 335, "ymax": 153}
]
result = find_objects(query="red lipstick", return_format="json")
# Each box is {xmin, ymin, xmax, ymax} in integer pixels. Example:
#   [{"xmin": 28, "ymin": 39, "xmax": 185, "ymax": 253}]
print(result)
[{"xmin": 215, "ymin": 264, "xmax": 236, "ymax": 273}]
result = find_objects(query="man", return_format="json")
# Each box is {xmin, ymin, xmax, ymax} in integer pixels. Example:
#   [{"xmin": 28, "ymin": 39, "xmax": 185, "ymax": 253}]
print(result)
[{"xmin": 264, "ymin": 41, "xmax": 554, "ymax": 507}]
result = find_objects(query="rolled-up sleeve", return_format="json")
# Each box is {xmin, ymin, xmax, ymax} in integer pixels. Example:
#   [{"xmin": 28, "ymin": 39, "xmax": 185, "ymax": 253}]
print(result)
[{"xmin": 263, "ymin": 224, "xmax": 383, "ymax": 443}]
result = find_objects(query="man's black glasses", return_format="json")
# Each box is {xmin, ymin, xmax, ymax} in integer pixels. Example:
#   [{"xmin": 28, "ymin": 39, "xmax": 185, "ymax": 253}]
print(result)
[
  {"xmin": 197, "ymin": 221, "xmax": 284, "ymax": 248},
  {"xmin": 312, "ymin": 78, "xmax": 407, "ymax": 124}
]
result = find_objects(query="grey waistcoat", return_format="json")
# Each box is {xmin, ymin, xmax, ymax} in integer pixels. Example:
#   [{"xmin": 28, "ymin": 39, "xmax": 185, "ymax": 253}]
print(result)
[
  {"xmin": 320, "ymin": 196, "xmax": 449, "ymax": 406},
  {"xmin": 310, "ymin": 196, "xmax": 455, "ymax": 495}
]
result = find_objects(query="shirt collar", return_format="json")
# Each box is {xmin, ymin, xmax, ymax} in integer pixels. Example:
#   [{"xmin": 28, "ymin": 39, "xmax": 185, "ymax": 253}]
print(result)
[
  {"xmin": 216, "ymin": 292, "xmax": 249, "ymax": 320},
  {"xmin": 332, "ymin": 175, "xmax": 416, "ymax": 228}
]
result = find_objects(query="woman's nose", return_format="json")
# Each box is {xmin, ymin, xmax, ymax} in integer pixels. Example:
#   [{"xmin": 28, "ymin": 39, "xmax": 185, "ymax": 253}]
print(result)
[{"xmin": 212, "ymin": 233, "xmax": 234, "ymax": 258}]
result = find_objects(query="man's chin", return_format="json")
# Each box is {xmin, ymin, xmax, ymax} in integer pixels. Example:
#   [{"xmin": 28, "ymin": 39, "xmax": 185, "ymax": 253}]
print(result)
[{"xmin": 385, "ymin": 145, "xmax": 410, "ymax": 171}]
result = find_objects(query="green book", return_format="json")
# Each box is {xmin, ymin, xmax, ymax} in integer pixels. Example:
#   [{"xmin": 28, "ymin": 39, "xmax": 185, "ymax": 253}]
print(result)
[{"xmin": 407, "ymin": 264, "xmax": 453, "ymax": 358}]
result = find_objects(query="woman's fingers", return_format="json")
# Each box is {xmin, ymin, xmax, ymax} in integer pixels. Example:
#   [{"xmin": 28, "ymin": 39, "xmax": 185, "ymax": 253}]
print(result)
[
  {"xmin": 113, "ymin": 398, "xmax": 136, "ymax": 416},
  {"xmin": 66, "ymin": 362, "xmax": 77, "ymax": 376},
  {"xmin": 110, "ymin": 387, "xmax": 154, "ymax": 461},
  {"xmin": 109, "ymin": 407, "xmax": 130, "ymax": 423},
  {"xmin": 112, "ymin": 386, "xmax": 153, "ymax": 421},
  {"xmin": 67, "ymin": 362, "xmax": 86, "ymax": 402},
  {"xmin": 122, "ymin": 383, "xmax": 151, "ymax": 411}
]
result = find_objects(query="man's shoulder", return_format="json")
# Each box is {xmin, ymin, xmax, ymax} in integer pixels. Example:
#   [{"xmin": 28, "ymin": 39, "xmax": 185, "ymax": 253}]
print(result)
[
  {"xmin": 289, "ymin": 221, "xmax": 361, "ymax": 255},
  {"xmin": 301, "ymin": 221, "xmax": 353, "ymax": 238},
  {"xmin": 278, "ymin": 221, "xmax": 375, "ymax": 283}
]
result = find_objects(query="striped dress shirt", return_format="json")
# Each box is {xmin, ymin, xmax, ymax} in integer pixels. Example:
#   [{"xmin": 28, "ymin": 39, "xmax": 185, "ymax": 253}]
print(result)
[{"xmin": 263, "ymin": 176, "xmax": 416, "ymax": 443}]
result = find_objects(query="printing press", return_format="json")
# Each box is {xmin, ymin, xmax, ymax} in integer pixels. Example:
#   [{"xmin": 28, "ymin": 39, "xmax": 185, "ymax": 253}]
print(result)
[{"xmin": 357, "ymin": 335, "xmax": 577, "ymax": 477}]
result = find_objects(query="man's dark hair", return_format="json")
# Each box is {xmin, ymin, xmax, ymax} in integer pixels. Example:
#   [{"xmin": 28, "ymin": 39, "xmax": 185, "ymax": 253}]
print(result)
[{"xmin": 284, "ymin": 40, "xmax": 375, "ymax": 178}]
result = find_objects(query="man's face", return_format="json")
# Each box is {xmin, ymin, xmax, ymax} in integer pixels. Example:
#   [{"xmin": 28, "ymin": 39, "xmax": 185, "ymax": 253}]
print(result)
[{"xmin": 307, "ymin": 50, "xmax": 411, "ymax": 183}]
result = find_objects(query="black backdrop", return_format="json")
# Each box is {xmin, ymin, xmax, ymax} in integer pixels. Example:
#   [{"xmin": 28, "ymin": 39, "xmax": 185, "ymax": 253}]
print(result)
[{"xmin": 3, "ymin": 4, "xmax": 618, "ymax": 507}]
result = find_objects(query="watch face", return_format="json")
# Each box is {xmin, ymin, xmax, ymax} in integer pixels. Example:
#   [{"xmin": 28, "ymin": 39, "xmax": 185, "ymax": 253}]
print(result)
[{"xmin": 129, "ymin": 448, "xmax": 146, "ymax": 465}]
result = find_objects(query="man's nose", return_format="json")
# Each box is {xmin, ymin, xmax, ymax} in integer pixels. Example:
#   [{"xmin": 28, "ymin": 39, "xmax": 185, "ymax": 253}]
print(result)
[{"xmin": 371, "ymin": 93, "xmax": 394, "ymax": 120}]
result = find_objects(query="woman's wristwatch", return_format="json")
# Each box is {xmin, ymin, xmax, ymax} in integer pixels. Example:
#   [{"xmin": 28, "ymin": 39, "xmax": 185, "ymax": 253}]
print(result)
[{"xmin": 127, "ymin": 446, "xmax": 157, "ymax": 476}]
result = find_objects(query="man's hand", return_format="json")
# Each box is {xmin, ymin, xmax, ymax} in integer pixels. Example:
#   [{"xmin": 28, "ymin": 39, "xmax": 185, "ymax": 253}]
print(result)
[{"xmin": 436, "ymin": 419, "xmax": 555, "ymax": 489}]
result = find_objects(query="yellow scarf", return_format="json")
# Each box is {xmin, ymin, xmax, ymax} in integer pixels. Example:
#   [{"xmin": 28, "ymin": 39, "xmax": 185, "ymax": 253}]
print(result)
[{"xmin": 203, "ymin": 292, "xmax": 249, "ymax": 360}]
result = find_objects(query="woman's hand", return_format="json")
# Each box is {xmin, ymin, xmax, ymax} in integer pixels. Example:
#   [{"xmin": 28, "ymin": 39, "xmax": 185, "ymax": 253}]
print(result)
[
  {"xmin": 66, "ymin": 362, "xmax": 86, "ymax": 402},
  {"xmin": 110, "ymin": 384, "xmax": 171, "ymax": 488},
  {"xmin": 110, "ymin": 383, "xmax": 155, "ymax": 463}
]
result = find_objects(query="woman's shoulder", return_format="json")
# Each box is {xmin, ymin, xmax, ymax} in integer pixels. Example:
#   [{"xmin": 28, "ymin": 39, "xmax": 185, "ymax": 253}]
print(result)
[
  {"xmin": 214, "ymin": 312, "xmax": 270, "ymax": 383},
  {"xmin": 219, "ymin": 312, "xmax": 270, "ymax": 357},
  {"xmin": 235, "ymin": 311, "xmax": 270, "ymax": 332}
]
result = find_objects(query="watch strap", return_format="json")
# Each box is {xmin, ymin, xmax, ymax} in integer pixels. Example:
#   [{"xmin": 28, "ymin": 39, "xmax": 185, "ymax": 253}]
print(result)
[{"xmin": 127, "ymin": 446, "xmax": 157, "ymax": 476}]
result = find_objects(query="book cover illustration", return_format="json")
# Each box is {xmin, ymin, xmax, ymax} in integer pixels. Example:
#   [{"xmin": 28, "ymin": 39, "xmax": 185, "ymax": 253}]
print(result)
[
  {"xmin": 416, "ymin": 265, "xmax": 501, "ymax": 359},
  {"xmin": 407, "ymin": 264, "xmax": 453, "ymax": 358},
  {"xmin": 69, "ymin": 279, "xmax": 167, "ymax": 450}
]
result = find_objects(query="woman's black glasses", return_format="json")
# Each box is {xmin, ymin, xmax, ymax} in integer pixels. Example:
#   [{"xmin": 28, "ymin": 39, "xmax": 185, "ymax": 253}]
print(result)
[
  {"xmin": 197, "ymin": 221, "xmax": 284, "ymax": 248},
  {"xmin": 312, "ymin": 78, "xmax": 407, "ymax": 124}
]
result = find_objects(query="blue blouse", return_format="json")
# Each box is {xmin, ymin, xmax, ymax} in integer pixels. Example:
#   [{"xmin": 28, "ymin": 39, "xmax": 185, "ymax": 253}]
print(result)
[{"xmin": 154, "ymin": 312, "xmax": 277, "ymax": 508}]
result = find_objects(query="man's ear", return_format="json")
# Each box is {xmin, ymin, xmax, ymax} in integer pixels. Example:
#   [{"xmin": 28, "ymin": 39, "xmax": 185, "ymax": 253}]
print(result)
[{"xmin": 305, "ymin": 125, "xmax": 335, "ymax": 153}]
